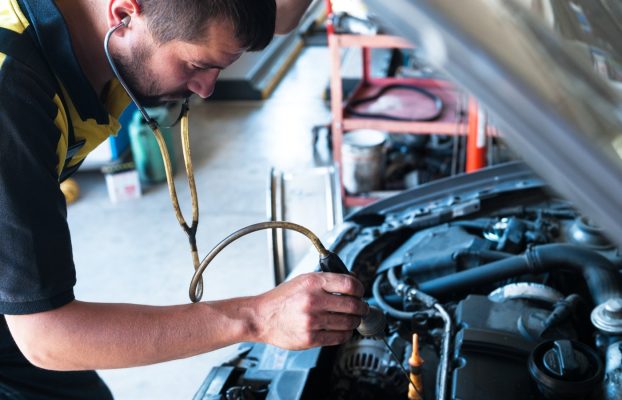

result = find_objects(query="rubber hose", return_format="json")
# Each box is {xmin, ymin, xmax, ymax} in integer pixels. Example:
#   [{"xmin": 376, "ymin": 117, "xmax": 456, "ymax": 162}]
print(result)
[
  {"xmin": 372, "ymin": 273, "xmax": 417, "ymax": 320},
  {"xmin": 397, "ymin": 249, "xmax": 512, "ymax": 277},
  {"xmin": 387, "ymin": 265, "xmax": 401, "ymax": 289},
  {"xmin": 419, "ymin": 244, "xmax": 621, "ymax": 304},
  {"xmin": 367, "ymin": 293, "xmax": 402, "ymax": 308},
  {"xmin": 345, "ymin": 83, "xmax": 444, "ymax": 122}
]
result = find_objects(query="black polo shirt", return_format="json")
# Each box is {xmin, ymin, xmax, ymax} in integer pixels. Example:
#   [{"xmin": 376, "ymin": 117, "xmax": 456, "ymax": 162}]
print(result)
[{"xmin": 0, "ymin": 0, "xmax": 128, "ymax": 397}]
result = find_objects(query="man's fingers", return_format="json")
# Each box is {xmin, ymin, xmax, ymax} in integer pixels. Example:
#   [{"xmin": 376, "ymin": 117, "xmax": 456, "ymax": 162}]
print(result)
[
  {"xmin": 319, "ymin": 291, "xmax": 368, "ymax": 316},
  {"xmin": 320, "ymin": 273, "xmax": 365, "ymax": 297}
]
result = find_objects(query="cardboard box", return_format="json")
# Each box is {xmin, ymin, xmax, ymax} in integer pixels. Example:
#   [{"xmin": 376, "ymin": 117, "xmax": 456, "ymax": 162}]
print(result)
[{"xmin": 102, "ymin": 163, "xmax": 142, "ymax": 203}]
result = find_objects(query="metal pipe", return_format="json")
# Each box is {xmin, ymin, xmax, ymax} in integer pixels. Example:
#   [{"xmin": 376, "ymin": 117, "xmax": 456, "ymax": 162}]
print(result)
[
  {"xmin": 433, "ymin": 302, "xmax": 451, "ymax": 400},
  {"xmin": 405, "ymin": 286, "xmax": 452, "ymax": 400},
  {"xmin": 373, "ymin": 273, "xmax": 451, "ymax": 399}
]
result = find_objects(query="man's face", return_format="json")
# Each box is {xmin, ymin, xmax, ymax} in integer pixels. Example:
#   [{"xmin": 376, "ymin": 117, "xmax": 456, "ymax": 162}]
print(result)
[{"xmin": 111, "ymin": 20, "xmax": 245, "ymax": 107}]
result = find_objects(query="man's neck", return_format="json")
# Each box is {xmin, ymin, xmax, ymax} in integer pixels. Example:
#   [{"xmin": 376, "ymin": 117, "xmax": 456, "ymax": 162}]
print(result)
[{"xmin": 55, "ymin": 0, "xmax": 112, "ymax": 96}]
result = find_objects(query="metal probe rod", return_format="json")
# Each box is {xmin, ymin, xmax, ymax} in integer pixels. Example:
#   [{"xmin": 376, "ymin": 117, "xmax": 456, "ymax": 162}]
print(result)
[{"xmin": 189, "ymin": 221, "xmax": 329, "ymax": 302}]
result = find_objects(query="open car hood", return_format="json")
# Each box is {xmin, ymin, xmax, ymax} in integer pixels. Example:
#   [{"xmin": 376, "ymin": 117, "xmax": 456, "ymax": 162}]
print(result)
[{"xmin": 365, "ymin": 0, "xmax": 622, "ymax": 248}]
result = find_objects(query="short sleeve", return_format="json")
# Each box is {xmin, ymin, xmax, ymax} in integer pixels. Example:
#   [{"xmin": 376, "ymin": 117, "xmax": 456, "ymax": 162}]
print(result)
[{"xmin": 0, "ymin": 56, "xmax": 75, "ymax": 314}]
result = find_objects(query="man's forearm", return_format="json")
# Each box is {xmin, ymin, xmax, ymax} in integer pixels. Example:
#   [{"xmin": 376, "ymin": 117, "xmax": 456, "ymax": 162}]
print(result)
[
  {"xmin": 6, "ymin": 273, "xmax": 368, "ymax": 372},
  {"xmin": 6, "ymin": 298, "xmax": 259, "ymax": 371},
  {"xmin": 275, "ymin": 0, "xmax": 313, "ymax": 34}
]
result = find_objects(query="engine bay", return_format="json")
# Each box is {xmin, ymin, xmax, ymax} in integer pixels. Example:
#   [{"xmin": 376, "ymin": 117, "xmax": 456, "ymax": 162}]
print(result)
[
  {"xmin": 195, "ymin": 165, "xmax": 622, "ymax": 400},
  {"xmin": 337, "ymin": 202, "xmax": 620, "ymax": 400}
]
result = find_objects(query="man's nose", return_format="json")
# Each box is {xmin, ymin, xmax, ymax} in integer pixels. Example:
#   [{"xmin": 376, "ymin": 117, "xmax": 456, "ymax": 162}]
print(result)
[{"xmin": 187, "ymin": 69, "xmax": 220, "ymax": 99}]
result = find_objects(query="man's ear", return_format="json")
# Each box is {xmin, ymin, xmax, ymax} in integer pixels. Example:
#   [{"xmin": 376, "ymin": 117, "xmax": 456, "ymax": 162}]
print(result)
[{"xmin": 107, "ymin": 0, "xmax": 142, "ymax": 31}]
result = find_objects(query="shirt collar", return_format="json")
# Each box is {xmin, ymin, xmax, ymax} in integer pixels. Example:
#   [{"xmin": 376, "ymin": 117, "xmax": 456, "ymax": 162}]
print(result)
[{"xmin": 17, "ymin": 0, "xmax": 110, "ymax": 124}]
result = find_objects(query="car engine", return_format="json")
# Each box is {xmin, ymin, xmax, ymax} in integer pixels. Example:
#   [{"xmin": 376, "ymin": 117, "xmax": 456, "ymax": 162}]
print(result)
[
  {"xmin": 332, "ymin": 204, "xmax": 621, "ymax": 400},
  {"xmin": 195, "ymin": 165, "xmax": 622, "ymax": 400}
]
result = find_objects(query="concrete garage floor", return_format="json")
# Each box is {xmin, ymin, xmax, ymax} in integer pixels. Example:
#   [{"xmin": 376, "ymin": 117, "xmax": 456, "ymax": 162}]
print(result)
[{"xmin": 68, "ymin": 47, "xmax": 331, "ymax": 399}]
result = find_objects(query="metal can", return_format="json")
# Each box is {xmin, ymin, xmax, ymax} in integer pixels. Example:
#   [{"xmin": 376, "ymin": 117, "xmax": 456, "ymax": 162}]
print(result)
[{"xmin": 341, "ymin": 129, "xmax": 387, "ymax": 194}]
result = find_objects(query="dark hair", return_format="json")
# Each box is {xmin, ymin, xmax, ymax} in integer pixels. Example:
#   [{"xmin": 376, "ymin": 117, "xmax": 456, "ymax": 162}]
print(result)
[{"xmin": 139, "ymin": 0, "xmax": 276, "ymax": 51}]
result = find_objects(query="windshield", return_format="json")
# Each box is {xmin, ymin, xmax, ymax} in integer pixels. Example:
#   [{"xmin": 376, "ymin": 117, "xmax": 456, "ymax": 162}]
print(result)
[{"xmin": 366, "ymin": 0, "xmax": 622, "ymax": 248}]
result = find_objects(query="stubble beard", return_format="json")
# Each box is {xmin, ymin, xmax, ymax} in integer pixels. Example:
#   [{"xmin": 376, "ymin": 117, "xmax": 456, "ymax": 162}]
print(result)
[{"xmin": 111, "ymin": 42, "xmax": 169, "ymax": 108}]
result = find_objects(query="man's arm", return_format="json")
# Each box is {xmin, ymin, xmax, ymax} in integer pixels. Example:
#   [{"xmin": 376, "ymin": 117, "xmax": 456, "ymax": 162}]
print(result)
[
  {"xmin": 275, "ymin": 0, "xmax": 313, "ymax": 34},
  {"xmin": 5, "ymin": 272, "xmax": 367, "ymax": 371}
]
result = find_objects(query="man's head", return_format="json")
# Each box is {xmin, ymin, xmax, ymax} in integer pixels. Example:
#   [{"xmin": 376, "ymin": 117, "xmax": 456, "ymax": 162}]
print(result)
[
  {"xmin": 140, "ymin": 0, "xmax": 276, "ymax": 50},
  {"xmin": 107, "ymin": 0, "xmax": 276, "ymax": 106}
]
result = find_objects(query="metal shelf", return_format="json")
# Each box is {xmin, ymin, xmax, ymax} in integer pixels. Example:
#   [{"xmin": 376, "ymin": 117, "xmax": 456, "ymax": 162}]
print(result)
[{"xmin": 325, "ymin": 1, "xmax": 490, "ymax": 208}]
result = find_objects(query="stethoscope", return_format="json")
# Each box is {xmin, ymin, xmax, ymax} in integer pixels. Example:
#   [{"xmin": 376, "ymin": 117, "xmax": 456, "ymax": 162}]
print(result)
[
  {"xmin": 102, "ymin": 22, "xmax": 423, "ymax": 390},
  {"xmin": 103, "ymin": 16, "xmax": 331, "ymax": 303}
]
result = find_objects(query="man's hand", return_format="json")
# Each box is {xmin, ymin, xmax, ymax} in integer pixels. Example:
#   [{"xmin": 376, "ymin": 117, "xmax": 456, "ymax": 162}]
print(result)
[{"xmin": 252, "ymin": 272, "xmax": 369, "ymax": 350}]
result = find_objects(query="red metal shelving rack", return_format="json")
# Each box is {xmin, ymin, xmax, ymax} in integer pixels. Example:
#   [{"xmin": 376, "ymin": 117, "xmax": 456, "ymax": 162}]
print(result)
[{"xmin": 325, "ymin": 1, "xmax": 490, "ymax": 207}]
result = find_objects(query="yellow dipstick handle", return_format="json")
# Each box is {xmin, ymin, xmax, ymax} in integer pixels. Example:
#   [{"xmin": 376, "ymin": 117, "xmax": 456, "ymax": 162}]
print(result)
[{"xmin": 408, "ymin": 333, "xmax": 424, "ymax": 400}]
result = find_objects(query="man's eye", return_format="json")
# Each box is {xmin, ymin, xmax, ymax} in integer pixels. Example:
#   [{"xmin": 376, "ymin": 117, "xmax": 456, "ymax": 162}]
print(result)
[{"xmin": 188, "ymin": 63, "xmax": 213, "ymax": 72}]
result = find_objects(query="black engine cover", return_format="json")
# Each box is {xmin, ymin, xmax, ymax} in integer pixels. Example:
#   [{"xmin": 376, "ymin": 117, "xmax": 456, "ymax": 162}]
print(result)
[{"xmin": 452, "ymin": 295, "xmax": 575, "ymax": 400}]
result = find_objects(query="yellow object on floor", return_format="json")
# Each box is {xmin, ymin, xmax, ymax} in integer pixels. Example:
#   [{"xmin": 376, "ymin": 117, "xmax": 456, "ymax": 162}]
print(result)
[{"xmin": 60, "ymin": 178, "xmax": 80, "ymax": 205}]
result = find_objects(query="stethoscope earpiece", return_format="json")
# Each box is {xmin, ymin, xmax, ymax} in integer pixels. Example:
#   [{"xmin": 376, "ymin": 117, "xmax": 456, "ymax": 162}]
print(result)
[
  {"xmin": 121, "ymin": 15, "xmax": 131, "ymax": 27},
  {"xmin": 104, "ymin": 15, "xmax": 155, "ymax": 125}
]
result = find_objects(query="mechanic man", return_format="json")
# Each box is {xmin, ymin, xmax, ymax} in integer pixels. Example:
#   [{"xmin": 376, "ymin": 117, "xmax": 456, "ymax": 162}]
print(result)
[{"xmin": 0, "ymin": 0, "xmax": 368, "ymax": 398}]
